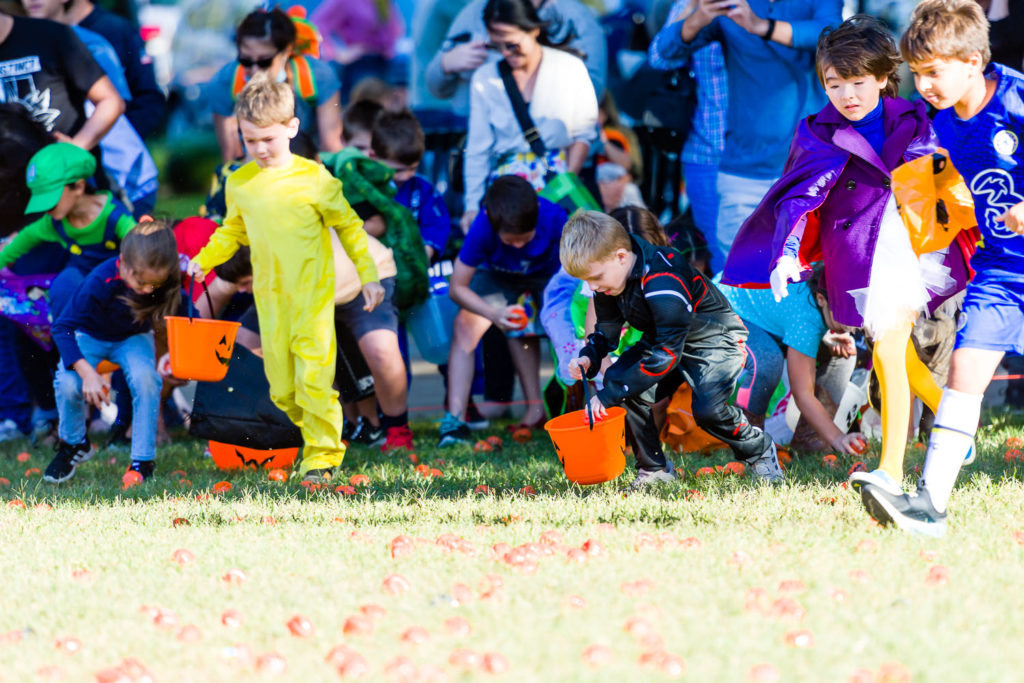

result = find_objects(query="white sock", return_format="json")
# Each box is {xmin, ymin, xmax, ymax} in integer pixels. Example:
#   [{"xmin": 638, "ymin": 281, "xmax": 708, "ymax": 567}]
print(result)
[{"xmin": 921, "ymin": 388, "xmax": 982, "ymax": 513}]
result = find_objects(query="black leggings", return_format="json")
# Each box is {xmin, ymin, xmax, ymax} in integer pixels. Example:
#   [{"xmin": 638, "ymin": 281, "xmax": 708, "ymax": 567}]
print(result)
[{"xmin": 621, "ymin": 336, "xmax": 771, "ymax": 471}]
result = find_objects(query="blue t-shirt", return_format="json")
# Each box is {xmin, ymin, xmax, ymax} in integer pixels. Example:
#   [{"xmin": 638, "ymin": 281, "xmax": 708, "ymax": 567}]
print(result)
[
  {"xmin": 394, "ymin": 175, "xmax": 450, "ymax": 257},
  {"xmin": 933, "ymin": 62, "xmax": 1024, "ymax": 282},
  {"xmin": 715, "ymin": 278, "xmax": 826, "ymax": 358},
  {"xmin": 458, "ymin": 197, "xmax": 566, "ymax": 277},
  {"xmin": 206, "ymin": 56, "xmax": 340, "ymax": 146}
]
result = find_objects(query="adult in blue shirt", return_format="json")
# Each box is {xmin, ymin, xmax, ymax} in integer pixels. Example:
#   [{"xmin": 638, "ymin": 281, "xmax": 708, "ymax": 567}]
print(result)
[
  {"xmin": 439, "ymin": 176, "xmax": 566, "ymax": 446},
  {"xmin": 61, "ymin": 0, "xmax": 166, "ymax": 139},
  {"xmin": 649, "ymin": 0, "xmax": 840, "ymax": 270}
]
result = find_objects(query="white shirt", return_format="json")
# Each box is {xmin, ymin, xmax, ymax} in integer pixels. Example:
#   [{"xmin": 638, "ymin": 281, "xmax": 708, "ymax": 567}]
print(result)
[{"xmin": 464, "ymin": 46, "xmax": 599, "ymax": 209}]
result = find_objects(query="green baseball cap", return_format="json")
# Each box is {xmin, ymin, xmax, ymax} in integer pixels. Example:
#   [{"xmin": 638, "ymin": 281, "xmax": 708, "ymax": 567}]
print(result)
[{"xmin": 24, "ymin": 142, "xmax": 97, "ymax": 214}]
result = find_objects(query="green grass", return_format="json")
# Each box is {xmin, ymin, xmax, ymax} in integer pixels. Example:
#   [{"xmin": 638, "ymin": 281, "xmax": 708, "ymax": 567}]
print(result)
[{"xmin": 3, "ymin": 414, "xmax": 1024, "ymax": 681}]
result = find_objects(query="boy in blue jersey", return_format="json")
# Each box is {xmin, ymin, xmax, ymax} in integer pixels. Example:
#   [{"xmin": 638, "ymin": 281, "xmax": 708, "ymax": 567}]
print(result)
[{"xmin": 859, "ymin": 0, "xmax": 1024, "ymax": 536}]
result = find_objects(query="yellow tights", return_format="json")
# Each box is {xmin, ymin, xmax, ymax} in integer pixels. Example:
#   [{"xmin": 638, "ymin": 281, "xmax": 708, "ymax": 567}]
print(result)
[{"xmin": 872, "ymin": 320, "xmax": 943, "ymax": 480}]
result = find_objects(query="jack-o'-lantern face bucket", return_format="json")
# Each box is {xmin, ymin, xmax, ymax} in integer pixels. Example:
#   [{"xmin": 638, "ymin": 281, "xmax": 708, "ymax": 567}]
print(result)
[
  {"xmin": 208, "ymin": 441, "xmax": 299, "ymax": 471},
  {"xmin": 165, "ymin": 276, "xmax": 240, "ymax": 382}
]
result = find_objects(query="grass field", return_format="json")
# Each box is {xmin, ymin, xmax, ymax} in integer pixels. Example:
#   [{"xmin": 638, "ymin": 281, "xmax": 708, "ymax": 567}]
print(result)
[{"xmin": 3, "ymin": 412, "xmax": 1024, "ymax": 682}]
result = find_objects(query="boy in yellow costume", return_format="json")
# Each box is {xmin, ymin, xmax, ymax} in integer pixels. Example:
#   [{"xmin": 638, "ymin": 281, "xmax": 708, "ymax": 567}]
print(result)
[{"xmin": 188, "ymin": 72, "xmax": 382, "ymax": 482}]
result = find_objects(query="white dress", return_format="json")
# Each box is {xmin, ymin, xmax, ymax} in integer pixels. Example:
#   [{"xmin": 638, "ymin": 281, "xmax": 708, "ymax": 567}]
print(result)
[{"xmin": 848, "ymin": 195, "xmax": 956, "ymax": 339}]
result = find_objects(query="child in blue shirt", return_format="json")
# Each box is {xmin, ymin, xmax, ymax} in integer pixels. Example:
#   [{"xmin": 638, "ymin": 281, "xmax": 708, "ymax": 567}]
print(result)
[
  {"xmin": 859, "ymin": 0, "xmax": 1024, "ymax": 536},
  {"xmin": 439, "ymin": 176, "xmax": 566, "ymax": 446},
  {"xmin": 370, "ymin": 109, "xmax": 452, "ymax": 262},
  {"xmin": 46, "ymin": 220, "xmax": 185, "ymax": 484}
]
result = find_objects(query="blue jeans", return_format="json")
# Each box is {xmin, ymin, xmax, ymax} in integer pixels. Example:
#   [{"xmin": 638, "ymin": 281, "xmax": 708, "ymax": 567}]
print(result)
[
  {"xmin": 684, "ymin": 162, "xmax": 723, "ymax": 273},
  {"xmin": 735, "ymin": 321, "xmax": 786, "ymax": 416},
  {"xmin": 55, "ymin": 331, "xmax": 161, "ymax": 461},
  {"xmin": 715, "ymin": 171, "xmax": 778, "ymax": 268}
]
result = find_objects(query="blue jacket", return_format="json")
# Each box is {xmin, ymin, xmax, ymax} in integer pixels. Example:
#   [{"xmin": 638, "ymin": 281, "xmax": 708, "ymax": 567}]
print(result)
[{"xmin": 649, "ymin": 0, "xmax": 841, "ymax": 178}]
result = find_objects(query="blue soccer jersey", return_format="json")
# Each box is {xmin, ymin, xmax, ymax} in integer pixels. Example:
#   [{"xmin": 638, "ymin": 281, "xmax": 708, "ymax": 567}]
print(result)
[{"xmin": 933, "ymin": 62, "xmax": 1024, "ymax": 282}]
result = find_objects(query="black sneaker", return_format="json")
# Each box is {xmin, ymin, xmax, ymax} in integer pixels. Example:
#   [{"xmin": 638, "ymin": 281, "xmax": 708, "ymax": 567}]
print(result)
[
  {"xmin": 860, "ymin": 482, "xmax": 947, "ymax": 538},
  {"xmin": 350, "ymin": 418, "xmax": 385, "ymax": 447},
  {"xmin": 465, "ymin": 401, "xmax": 489, "ymax": 430},
  {"xmin": 128, "ymin": 459, "xmax": 155, "ymax": 481},
  {"xmin": 438, "ymin": 413, "xmax": 471, "ymax": 447},
  {"xmin": 302, "ymin": 468, "xmax": 334, "ymax": 484},
  {"xmin": 341, "ymin": 419, "xmax": 357, "ymax": 442},
  {"xmin": 43, "ymin": 439, "xmax": 95, "ymax": 483}
]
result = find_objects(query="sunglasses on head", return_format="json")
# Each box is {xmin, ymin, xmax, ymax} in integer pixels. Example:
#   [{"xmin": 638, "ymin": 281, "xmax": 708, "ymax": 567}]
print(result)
[
  {"xmin": 487, "ymin": 40, "xmax": 522, "ymax": 54},
  {"xmin": 237, "ymin": 53, "xmax": 277, "ymax": 69}
]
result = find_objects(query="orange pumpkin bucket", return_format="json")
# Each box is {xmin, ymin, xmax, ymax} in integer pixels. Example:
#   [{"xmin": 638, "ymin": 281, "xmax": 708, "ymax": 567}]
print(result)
[
  {"xmin": 544, "ymin": 380, "xmax": 627, "ymax": 485},
  {"xmin": 208, "ymin": 441, "xmax": 299, "ymax": 471},
  {"xmin": 165, "ymin": 276, "xmax": 240, "ymax": 382}
]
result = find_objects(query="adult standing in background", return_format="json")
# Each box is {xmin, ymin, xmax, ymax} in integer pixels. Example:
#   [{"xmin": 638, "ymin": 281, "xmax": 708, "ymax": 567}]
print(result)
[
  {"xmin": 649, "ymin": 0, "xmax": 728, "ymax": 273},
  {"xmin": 409, "ymin": 0, "xmax": 468, "ymax": 113},
  {"xmin": 425, "ymin": 0, "xmax": 607, "ymax": 114},
  {"xmin": 650, "ymin": 0, "xmax": 840, "ymax": 265},
  {"xmin": 59, "ymin": 0, "xmax": 166, "ymax": 139},
  {"xmin": 461, "ymin": 0, "xmax": 598, "ymax": 228}
]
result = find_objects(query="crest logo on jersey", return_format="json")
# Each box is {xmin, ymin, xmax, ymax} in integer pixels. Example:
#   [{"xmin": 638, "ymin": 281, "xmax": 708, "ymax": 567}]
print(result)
[
  {"xmin": 993, "ymin": 129, "xmax": 1019, "ymax": 157},
  {"xmin": 970, "ymin": 169, "xmax": 1024, "ymax": 240}
]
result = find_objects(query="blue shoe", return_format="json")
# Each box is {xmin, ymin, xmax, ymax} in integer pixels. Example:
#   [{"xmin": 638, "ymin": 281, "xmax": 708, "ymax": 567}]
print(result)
[
  {"xmin": 849, "ymin": 468, "xmax": 903, "ymax": 496},
  {"xmin": 438, "ymin": 413, "xmax": 471, "ymax": 448}
]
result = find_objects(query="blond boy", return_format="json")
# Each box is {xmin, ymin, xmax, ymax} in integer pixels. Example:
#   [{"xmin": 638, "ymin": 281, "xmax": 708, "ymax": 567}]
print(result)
[
  {"xmin": 188, "ymin": 73, "xmax": 382, "ymax": 482},
  {"xmin": 563, "ymin": 211, "xmax": 783, "ymax": 490},
  {"xmin": 859, "ymin": 0, "xmax": 1024, "ymax": 535}
]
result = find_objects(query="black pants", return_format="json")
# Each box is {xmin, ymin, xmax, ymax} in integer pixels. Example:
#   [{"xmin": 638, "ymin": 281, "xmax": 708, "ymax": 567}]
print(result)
[{"xmin": 620, "ymin": 335, "xmax": 770, "ymax": 471}]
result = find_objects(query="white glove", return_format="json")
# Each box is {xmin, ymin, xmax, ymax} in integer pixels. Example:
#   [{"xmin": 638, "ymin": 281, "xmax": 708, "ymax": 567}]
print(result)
[{"xmin": 769, "ymin": 255, "xmax": 801, "ymax": 302}]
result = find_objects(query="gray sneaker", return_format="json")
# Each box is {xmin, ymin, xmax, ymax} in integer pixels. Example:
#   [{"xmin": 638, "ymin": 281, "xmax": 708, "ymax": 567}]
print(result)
[
  {"xmin": 623, "ymin": 460, "xmax": 677, "ymax": 493},
  {"xmin": 860, "ymin": 482, "xmax": 947, "ymax": 538},
  {"xmin": 849, "ymin": 468, "xmax": 903, "ymax": 496},
  {"xmin": 747, "ymin": 439, "xmax": 784, "ymax": 484}
]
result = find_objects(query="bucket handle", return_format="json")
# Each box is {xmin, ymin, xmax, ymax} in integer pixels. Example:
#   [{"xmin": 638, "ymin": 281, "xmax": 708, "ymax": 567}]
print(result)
[
  {"xmin": 186, "ymin": 274, "xmax": 215, "ymax": 322},
  {"xmin": 580, "ymin": 377, "xmax": 594, "ymax": 431}
]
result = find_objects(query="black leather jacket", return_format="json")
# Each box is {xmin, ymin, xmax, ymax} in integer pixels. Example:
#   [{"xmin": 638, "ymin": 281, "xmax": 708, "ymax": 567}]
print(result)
[{"xmin": 580, "ymin": 236, "xmax": 747, "ymax": 406}]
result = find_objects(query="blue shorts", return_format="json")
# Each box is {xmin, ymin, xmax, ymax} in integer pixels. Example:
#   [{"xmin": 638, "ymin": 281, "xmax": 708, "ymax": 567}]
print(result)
[{"xmin": 956, "ymin": 277, "xmax": 1024, "ymax": 356}]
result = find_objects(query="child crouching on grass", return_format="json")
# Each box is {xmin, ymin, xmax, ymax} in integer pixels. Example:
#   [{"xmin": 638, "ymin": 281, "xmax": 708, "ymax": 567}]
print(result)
[
  {"xmin": 45, "ymin": 221, "xmax": 183, "ymax": 483},
  {"xmin": 188, "ymin": 72, "xmax": 381, "ymax": 484},
  {"xmin": 563, "ymin": 211, "xmax": 784, "ymax": 491}
]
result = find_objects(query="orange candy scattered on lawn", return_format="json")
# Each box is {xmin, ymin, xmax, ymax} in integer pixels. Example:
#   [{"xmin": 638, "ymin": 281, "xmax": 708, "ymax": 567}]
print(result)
[
  {"xmin": 267, "ymin": 469, "xmax": 287, "ymax": 482},
  {"xmin": 486, "ymin": 435, "xmax": 504, "ymax": 449},
  {"xmin": 448, "ymin": 649, "xmax": 480, "ymax": 669},
  {"xmin": 784, "ymin": 630, "xmax": 815, "ymax": 647},
  {"xmin": 519, "ymin": 485, "xmax": 536, "ymax": 495},
  {"xmin": 16, "ymin": 451, "xmax": 30, "ymax": 462},
  {"xmin": 473, "ymin": 440, "xmax": 493, "ymax": 453},
  {"xmin": 343, "ymin": 615, "xmax": 373, "ymax": 636},
  {"xmin": 444, "ymin": 616, "xmax": 471, "ymax": 637},
  {"xmin": 582, "ymin": 644, "xmax": 613, "ymax": 668},
  {"xmin": 122, "ymin": 470, "xmax": 143, "ymax": 488},
  {"xmin": 723, "ymin": 461, "xmax": 746, "ymax": 475},
  {"xmin": 55, "ymin": 636, "xmax": 81, "ymax": 653},
  {"xmin": 474, "ymin": 484, "xmax": 491, "ymax": 494},
  {"xmin": 382, "ymin": 574, "xmax": 411, "ymax": 595},
  {"xmin": 408, "ymin": 453, "xmax": 419, "ymax": 464},
  {"xmin": 429, "ymin": 468, "xmax": 443, "ymax": 478},
  {"xmin": 255, "ymin": 652, "xmax": 287, "ymax": 674},
  {"xmin": 1004, "ymin": 449, "xmax": 1023, "ymax": 463},
  {"xmin": 1006, "ymin": 436, "xmax": 1024, "ymax": 449},
  {"xmin": 24, "ymin": 467, "xmax": 40, "ymax": 477},
  {"xmin": 877, "ymin": 661, "xmax": 912, "ymax": 683},
  {"xmin": 511, "ymin": 427, "xmax": 532, "ymax": 443},
  {"xmin": 221, "ymin": 609, "xmax": 243, "ymax": 627},
  {"xmin": 212, "ymin": 481, "xmax": 233, "ymax": 494},
  {"xmin": 401, "ymin": 626, "xmax": 430, "ymax": 644},
  {"xmin": 335, "ymin": 485, "xmax": 356, "ymax": 495},
  {"xmin": 777, "ymin": 579, "xmax": 806, "ymax": 594},
  {"xmin": 849, "ymin": 461, "xmax": 868, "ymax": 475},
  {"xmin": 7, "ymin": 499, "xmax": 26, "ymax": 509},
  {"xmin": 171, "ymin": 517, "xmax": 189, "ymax": 527},
  {"xmin": 350, "ymin": 474, "xmax": 370, "ymax": 486},
  {"xmin": 176, "ymin": 625, "xmax": 202, "ymax": 643},
  {"xmin": 222, "ymin": 569, "xmax": 247, "ymax": 585},
  {"xmin": 748, "ymin": 663, "xmax": 781, "ymax": 682},
  {"xmin": 925, "ymin": 565, "xmax": 950, "ymax": 586},
  {"xmin": 0, "ymin": 477, "xmax": 9, "ymax": 487},
  {"xmin": 482, "ymin": 652, "xmax": 509, "ymax": 674},
  {"xmin": 695, "ymin": 466, "xmax": 716, "ymax": 478},
  {"xmin": 286, "ymin": 615, "xmax": 314, "ymax": 637},
  {"xmin": 171, "ymin": 548, "xmax": 195, "ymax": 566},
  {"xmin": 34, "ymin": 502, "xmax": 52, "ymax": 511},
  {"xmin": 822, "ymin": 454, "xmax": 838, "ymax": 468}
]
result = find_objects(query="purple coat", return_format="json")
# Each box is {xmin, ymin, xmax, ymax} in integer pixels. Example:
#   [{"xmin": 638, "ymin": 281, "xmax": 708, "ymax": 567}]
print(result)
[{"xmin": 722, "ymin": 97, "xmax": 975, "ymax": 328}]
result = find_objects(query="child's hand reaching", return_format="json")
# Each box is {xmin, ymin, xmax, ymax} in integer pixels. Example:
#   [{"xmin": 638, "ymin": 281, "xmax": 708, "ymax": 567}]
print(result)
[
  {"xmin": 585, "ymin": 393, "xmax": 607, "ymax": 422},
  {"xmin": 831, "ymin": 432, "xmax": 868, "ymax": 455},
  {"xmin": 769, "ymin": 255, "xmax": 801, "ymax": 302},
  {"xmin": 76, "ymin": 363, "xmax": 111, "ymax": 409},
  {"xmin": 157, "ymin": 352, "xmax": 187, "ymax": 387},
  {"xmin": 568, "ymin": 356, "xmax": 592, "ymax": 381},
  {"xmin": 361, "ymin": 282, "xmax": 385, "ymax": 312},
  {"xmin": 492, "ymin": 305, "xmax": 522, "ymax": 331},
  {"xmin": 996, "ymin": 200, "xmax": 1024, "ymax": 235},
  {"xmin": 186, "ymin": 261, "xmax": 205, "ymax": 281}
]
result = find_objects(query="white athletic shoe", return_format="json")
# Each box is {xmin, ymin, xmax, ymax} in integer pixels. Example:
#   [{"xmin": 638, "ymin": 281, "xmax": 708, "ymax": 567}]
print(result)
[{"xmin": 849, "ymin": 468, "xmax": 903, "ymax": 496}]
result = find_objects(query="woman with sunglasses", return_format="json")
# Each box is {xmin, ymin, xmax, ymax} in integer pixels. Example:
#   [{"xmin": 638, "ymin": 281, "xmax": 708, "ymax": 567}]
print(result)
[
  {"xmin": 207, "ymin": 8, "xmax": 342, "ymax": 163},
  {"xmin": 461, "ymin": 0, "xmax": 599, "ymax": 230}
]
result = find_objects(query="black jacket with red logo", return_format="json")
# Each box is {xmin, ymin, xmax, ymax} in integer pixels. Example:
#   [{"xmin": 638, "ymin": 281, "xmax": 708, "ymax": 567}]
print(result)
[{"xmin": 580, "ymin": 236, "xmax": 747, "ymax": 406}]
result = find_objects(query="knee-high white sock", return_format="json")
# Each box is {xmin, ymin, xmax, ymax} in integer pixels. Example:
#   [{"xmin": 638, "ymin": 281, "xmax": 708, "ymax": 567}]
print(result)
[{"xmin": 920, "ymin": 388, "xmax": 982, "ymax": 513}]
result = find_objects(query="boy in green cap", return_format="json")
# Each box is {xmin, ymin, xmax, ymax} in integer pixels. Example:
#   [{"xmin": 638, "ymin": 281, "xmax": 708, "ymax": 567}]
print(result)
[{"xmin": 0, "ymin": 142, "xmax": 136, "ymax": 315}]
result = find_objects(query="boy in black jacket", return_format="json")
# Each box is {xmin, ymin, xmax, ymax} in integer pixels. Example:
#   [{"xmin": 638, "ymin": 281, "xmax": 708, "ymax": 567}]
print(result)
[{"xmin": 564, "ymin": 211, "xmax": 783, "ymax": 490}]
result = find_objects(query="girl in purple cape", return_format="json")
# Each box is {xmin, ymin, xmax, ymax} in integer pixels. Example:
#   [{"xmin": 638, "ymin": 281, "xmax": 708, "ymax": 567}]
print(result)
[{"xmin": 722, "ymin": 15, "xmax": 978, "ymax": 492}]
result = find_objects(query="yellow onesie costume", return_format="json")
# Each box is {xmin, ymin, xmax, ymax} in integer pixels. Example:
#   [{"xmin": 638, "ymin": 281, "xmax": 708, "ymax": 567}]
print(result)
[{"xmin": 193, "ymin": 156, "xmax": 378, "ymax": 475}]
